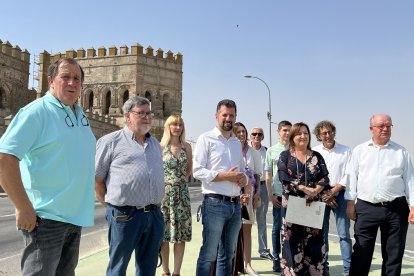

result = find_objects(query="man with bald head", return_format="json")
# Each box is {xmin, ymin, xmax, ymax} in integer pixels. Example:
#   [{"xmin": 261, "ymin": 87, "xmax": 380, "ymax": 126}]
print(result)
[{"xmin": 346, "ymin": 113, "xmax": 414, "ymax": 276}]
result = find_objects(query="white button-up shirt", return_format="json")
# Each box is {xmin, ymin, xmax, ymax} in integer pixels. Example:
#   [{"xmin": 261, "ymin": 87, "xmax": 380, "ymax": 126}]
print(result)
[
  {"xmin": 345, "ymin": 139, "xmax": 414, "ymax": 206},
  {"xmin": 313, "ymin": 142, "xmax": 351, "ymax": 188},
  {"xmin": 251, "ymin": 145, "xmax": 266, "ymax": 181},
  {"xmin": 193, "ymin": 127, "xmax": 245, "ymax": 197}
]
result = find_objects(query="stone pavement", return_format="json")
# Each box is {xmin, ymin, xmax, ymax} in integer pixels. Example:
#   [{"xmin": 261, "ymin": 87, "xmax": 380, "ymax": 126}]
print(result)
[{"xmin": 76, "ymin": 217, "xmax": 414, "ymax": 275}]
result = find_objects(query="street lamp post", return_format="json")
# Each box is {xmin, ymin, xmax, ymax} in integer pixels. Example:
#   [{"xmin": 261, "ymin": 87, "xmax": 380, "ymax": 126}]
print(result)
[{"xmin": 244, "ymin": 75, "xmax": 272, "ymax": 146}]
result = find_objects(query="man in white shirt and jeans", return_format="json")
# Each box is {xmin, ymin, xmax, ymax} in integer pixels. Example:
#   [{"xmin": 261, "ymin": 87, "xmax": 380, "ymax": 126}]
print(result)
[
  {"xmin": 346, "ymin": 113, "xmax": 414, "ymax": 276},
  {"xmin": 313, "ymin": 120, "xmax": 352, "ymax": 276},
  {"xmin": 193, "ymin": 99, "xmax": 247, "ymax": 276}
]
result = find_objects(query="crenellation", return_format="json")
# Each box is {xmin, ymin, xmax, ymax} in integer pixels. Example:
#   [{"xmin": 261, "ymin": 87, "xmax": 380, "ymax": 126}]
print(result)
[
  {"xmin": 77, "ymin": 48, "xmax": 85, "ymax": 58},
  {"xmin": 0, "ymin": 41, "xmax": 30, "ymax": 64},
  {"xmin": 0, "ymin": 39, "xmax": 33, "ymax": 121},
  {"xmin": 66, "ymin": 48, "xmax": 77, "ymax": 58},
  {"xmin": 12, "ymin": 45, "xmax": 21, "ymax": 58},
  {"xmin": 44, "ymin": 44, "xmax": 181, "ymax": 64},
  {"xmin": 98, "ymin": 46, "xmax": 106, "ymax": 57},
  {"xmin": 145, "ymin": 46, "xmax": 154, "ymax": 56},
  {"xmin": 156, "ymin": 48, "xmax": 164, "ymax": 59},
  {"xmin": 87, "ymin": 47, "xmax": 96, "ymax": 57},
  {"xmin": 120, "ymin": 45, "xmax": 128, "ymax": 55},
  {"xmin": 2, "ymin": 41, "xmax": 12, "ymax": 55},
  {"xmin": 51, "ymin": 52, "xmax": 65, "ymax": 60},
  {"xmin": 166, "ymin": 50, "xmax": 174, "ymax": 61},
  {"xmin": 175, "ymin": 52, "xmax": 183, "ymax": 63},
  {"xmin": 131, "ymin": 43, "xmax": 143, "ymax": 55},
  {"xmin": 21, "ymin": 49, "xmax": 30, "ymax": 62},
  {"xmin": 108, "ymin": 45, "xmax": 117, "ymax": 56}
]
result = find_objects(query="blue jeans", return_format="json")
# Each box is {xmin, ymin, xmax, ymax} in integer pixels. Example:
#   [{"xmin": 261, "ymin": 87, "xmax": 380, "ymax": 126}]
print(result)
[
  {"xmin": 255, "ymin": 181, "xmax": 269, "ymax": 254},
  {"xmin": 106, "ymin": 204, "xmax": 164, "ymax": 276},
  {"xmin": 21, "ymin": 217, "xmax": 81, "ymax": 276},
  {"xmin": 196, "ymin": 196, "xmax": 242, "ymax": 276},
  {"xmin": 271, "ymin": 206, "xmax": 282, "ymax": 260},
  {"xmin": 323, "ymin": 191, "xmax": 352, "ymax": 274}
]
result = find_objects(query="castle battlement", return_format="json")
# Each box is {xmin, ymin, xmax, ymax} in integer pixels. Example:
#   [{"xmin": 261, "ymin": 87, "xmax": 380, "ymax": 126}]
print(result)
[
  {"xmin": 0, "ymin": 40, "xmax": 30, "ymax": 63},
  {"xmin": 44, "ymin": 43, "xmax": 183, "ymax": 64},
  {"xmin": 85, "ymin": 109, "xmax": 118, "ymax": 125}
]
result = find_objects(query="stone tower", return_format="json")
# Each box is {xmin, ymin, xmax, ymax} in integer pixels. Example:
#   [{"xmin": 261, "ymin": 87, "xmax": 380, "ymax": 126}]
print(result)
[
  {"xmin": 0, "ymin": 40, "xmax": 36, "ymax": 135},
  {"xmin": 37, "ymin": 43, "xmax": 183, "ymax": 140}
]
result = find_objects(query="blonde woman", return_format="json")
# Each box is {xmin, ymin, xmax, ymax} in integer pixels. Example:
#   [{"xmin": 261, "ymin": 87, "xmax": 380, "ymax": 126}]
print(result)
[
  {"xmin": 160, "ymin": 115, "xmax": 192, "ymax": 276},
  {"xmin": 233, "ymin": 122, "xmax": 262, "ymax": 276}
]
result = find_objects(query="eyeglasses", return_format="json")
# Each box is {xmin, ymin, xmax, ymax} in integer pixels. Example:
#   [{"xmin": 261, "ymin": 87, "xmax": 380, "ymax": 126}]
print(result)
[
  {"xmin": 251, "ymin": 133, "xmax": 263, "ymax": 137},
  {"xmin": 320, "ymin": 131, "xmax": 335, "ymax": 136},
  {"xmin": 58, "ymin": 100, "xmax": 89, "ymax": 127},
  {"xmin": 372, "ymin": 124, "xmax": 393, "ymax": 130},
  {"xmin": 129, "ymin": 110, "xmax": 154, "ymax": 118}
]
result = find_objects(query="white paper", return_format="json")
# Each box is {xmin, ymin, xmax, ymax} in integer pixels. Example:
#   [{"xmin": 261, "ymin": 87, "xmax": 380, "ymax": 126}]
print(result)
[{"xmin": 285, "ymin": 196, "xmax": 326, "ymax": 229}]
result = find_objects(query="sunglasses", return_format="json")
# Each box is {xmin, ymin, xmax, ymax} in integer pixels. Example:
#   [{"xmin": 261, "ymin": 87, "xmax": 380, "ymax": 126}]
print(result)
[{"xmin": 251, "ymin": 133, "xmax": 263, "ymax": 137}]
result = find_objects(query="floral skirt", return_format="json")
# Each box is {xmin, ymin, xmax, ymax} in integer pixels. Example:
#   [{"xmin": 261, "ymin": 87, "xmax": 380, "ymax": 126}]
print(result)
[
  {"xmin": 161, "ymin": 182, "xmax": 192, "ymax": 242},
  {"xmin": 280, "ymin": 219, "xmax": 327, "ymax": 276}
]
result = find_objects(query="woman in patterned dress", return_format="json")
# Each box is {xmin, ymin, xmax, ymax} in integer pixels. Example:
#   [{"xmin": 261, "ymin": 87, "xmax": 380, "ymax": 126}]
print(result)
[
  {"xmin": 277, "ymin": 122, "xmax": 329, "ymax": 276},
  {"xmin": 160, "ymin": 115, "xmax": 193, "ymax": 276}
]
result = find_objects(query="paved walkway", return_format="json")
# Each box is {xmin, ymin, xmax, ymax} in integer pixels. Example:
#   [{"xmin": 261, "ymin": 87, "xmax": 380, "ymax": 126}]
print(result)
[{"xmin": 76, "ymin": 217, "xmax": 414, "ymax": 275}]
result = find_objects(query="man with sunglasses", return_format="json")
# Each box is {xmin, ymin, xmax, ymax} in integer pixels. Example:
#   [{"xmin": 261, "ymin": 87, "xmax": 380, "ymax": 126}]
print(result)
[
  {"xmin": 264, "ymin": 120, "xmax": 292, "ymax": 272},
  {"xmin": 0, "ymin": 58, "xmax": 96, "ymax": 275},
  {"xmin": 95, "ymin": 96, "xmax": 164, "ymax": 276},
  {"xmin": 346, "ymin": 114, "xmax": 414, "ymax": 276},
  {"xmin": 250, "ymin": 127, "xmax": 274, "ymax": 263}
]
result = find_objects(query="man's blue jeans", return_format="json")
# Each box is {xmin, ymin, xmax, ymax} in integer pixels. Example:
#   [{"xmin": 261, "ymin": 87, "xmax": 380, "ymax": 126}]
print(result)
[
  {"xmin": 323, "ymin": 190, "xmax": 352, "ymax": 274},
  {"xmin": 255, "ymin": 181, "xmax": 269, "ymax": 254},
  {"xmin": 196, "ymin": 196, "xmax": 241, "ymax": 276},
  {"xmin": 21, "ymin": 218, "xmax": 81, "ymax": 276},
  {"xmin": 106, "ymin": 204, "xmax": 164, "ymax": 276},
  {"xmin": 271, "ymin": 206, "xmax": 282, "ymax": 260}
]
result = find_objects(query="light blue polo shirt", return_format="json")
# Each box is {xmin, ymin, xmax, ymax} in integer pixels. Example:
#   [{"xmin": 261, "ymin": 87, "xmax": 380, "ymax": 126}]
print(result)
[{"xmin": 0, "ymin": 92, "xmax": 96, "ymax": 226}]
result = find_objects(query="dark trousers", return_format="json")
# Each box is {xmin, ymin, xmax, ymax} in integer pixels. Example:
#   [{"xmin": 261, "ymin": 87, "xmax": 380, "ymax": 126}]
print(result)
[{"xmin": 349, "ymin": 197, "xmax": 409, "ymax": 276}]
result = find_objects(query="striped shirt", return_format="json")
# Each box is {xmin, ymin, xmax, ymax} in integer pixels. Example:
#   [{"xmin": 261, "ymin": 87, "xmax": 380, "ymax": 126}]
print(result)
[{"xmin": 95, "ymin": 126, "xmax": 164, "ymax": 207}]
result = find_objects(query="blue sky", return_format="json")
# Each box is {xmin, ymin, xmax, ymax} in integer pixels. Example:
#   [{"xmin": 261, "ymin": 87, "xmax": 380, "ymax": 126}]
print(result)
[{"xmin": 2, "ymin": 0, "xmax": 414, "ymax": 154}]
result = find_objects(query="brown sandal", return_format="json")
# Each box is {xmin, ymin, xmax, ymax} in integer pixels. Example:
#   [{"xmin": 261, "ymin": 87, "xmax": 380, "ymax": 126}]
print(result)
[
  {"xmin": 172, "ymin": 274, "xmax": 180, "ymax": 276},
  {"xmin": 162, "ymin": 273, "xmax": 171, "ymax": 276}
]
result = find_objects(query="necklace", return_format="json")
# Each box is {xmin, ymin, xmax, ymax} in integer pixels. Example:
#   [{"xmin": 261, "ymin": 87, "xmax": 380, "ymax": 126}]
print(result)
[{"xmin": 295, "ymin": 150, "xmax": 307, "ymax": 186}]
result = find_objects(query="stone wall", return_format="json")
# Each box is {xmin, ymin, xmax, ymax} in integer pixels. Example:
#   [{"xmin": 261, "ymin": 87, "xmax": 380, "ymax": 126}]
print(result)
[
  {"xmin": 37, "ymin": 43, "xmax": 183, "ymax": 140},
  {"xmin": 86, "ymin": 110, "xmax": 120, "ymax": 140},
  {"xmin": 0, "ymin": 40, "xmax": 36, "ymax": 117}
]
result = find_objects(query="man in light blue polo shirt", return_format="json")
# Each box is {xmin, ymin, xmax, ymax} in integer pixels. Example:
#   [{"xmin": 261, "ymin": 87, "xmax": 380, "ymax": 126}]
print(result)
[{"xmin": 0, "ymin": 58, "xmax": 96, "ymax": 276}]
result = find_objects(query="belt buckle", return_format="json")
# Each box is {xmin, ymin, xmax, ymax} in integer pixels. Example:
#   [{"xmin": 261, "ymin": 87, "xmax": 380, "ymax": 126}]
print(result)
[
  {"xmin": 380, "ymin": 201, "xmax": 390, "ymax": 206},
  {"xmin": 230, "ymin": 196, "xmax": 236, "ymax": 203},
  {"xmin": 143, "ymin": 205, "xmax": 151, "ymax": 212}
]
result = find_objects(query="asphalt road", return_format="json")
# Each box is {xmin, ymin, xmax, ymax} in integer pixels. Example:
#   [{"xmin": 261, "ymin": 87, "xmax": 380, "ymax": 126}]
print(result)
[{"xmin": 1, "ymin": 186, "xmax": 413, "ymax": 274}]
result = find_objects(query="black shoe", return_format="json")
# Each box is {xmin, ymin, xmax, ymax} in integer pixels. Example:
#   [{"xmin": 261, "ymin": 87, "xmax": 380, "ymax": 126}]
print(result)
[
  {"xmin": 272, "ymin": 259, "xmax": 281, "ymax": 272},
  {"xmin": 259, "ymin": 250, "xmax": 275, "ymax": 261}
]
